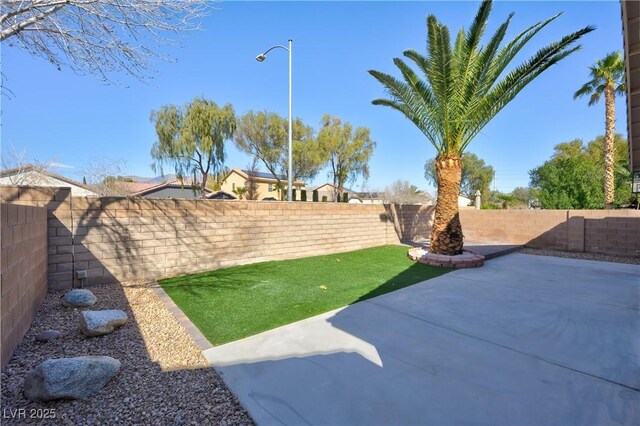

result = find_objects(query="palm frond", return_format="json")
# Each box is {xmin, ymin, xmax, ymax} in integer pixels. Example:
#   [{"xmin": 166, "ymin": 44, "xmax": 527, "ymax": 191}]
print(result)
[
  {"xmin": 588, "ymin": 92, "xmax": 601, "ymax": 106},
  {"xmin": 576, "ymin": 50, "xmax": 625, "ymax": 107},
  {"xmin": 369, "ymin": 0, "xmax": 593, "ymax": 157}
]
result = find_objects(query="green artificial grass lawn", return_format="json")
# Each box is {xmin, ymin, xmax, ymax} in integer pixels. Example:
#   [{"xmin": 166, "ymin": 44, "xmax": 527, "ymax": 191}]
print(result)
[{"xmin": 159, "ymin": 245, "xmax": 450, "ymax": 346}]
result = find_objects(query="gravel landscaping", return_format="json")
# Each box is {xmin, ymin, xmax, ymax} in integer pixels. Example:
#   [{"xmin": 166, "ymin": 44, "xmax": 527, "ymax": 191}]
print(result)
[
  {"xmin": 519, "ymin": 247, "xmax": 640, "ymax": 265},
  {"xmin": 1, "ymin": 283, "xmax": 253, "ymax": 425}
]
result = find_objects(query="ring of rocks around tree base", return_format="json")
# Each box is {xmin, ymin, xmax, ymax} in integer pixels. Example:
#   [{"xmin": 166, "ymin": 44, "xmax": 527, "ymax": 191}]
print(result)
[
  {"xmin": 407, "ymin": 247, "xmax": 485, "ymax": 268},
  {"xmin": 23, "ymin": 356, "xmax": 121, "ymax": 401},
  {"xmin": 80, "ymin": 310, "xmax": 128, "ymax": 337}
]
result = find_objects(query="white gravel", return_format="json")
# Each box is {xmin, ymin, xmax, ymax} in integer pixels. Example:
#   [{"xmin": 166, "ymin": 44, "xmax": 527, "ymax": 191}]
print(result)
[
  {"xmin": 1, "ymin": 283, "xmax": 253, "ymax": 425},
  {"xmin": 519, "ymin": 247, "xmax": 640, "ymax": 265}
]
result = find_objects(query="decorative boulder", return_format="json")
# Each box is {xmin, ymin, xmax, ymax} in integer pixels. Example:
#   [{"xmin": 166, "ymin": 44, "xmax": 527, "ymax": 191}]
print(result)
[
  {"xmin": 35, "ymin": 330, "xmax": 61, "ymax": 342},
  {"xmin": 62, "ymin": 289, "xmax": 97, "ymax": 307},
  {"xmin": 80, "ymin": 310, "xmax": 128, "ymax": 337},
  {"xmin": 24, "ymin": 356, "xmax": 120, "ymax": 401}
]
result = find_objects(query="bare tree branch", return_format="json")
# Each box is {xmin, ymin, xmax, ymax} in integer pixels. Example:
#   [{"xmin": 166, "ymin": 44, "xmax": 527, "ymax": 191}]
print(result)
[
  {"xmin": 0, "ymin": 145, "xmax": 56, "ymax": 185},
  {"xmin": 1, "ymin": 0, "xmax": 211, "ymax": 83}
]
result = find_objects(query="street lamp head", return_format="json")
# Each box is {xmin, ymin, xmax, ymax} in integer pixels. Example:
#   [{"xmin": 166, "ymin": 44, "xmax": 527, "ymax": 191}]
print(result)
[{"xmin": 256, "ymin": 54, "xmax": 266, "ymax": 62}]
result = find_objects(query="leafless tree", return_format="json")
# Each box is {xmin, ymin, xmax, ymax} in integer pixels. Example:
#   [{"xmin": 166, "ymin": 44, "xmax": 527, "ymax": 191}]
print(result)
[
  {"xmin": 0, "ymin": 145, "xmax": 55, "ymax": 185},
  {"xmin": 79, "ymin": 157, "xmax": 129, "ymax": 196},
  {"xmin": 1, "ymin": 0, "xmax": 210, "ymax": 82},
  {"xmin": 384, "ymin": 180, "xmax": 433, "ymax": 204}
]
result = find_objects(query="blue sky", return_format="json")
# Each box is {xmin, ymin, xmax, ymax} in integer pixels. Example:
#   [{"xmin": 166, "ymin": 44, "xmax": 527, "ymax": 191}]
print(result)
[{"xmin": 1, "ymin": 1, "xmax": 627, "ymax": 194}]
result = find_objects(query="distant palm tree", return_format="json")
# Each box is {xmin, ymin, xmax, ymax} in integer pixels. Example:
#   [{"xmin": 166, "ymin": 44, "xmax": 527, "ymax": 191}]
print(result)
[
  {"xmin": 369, "ymin": 0, "xmax": 593, "ymax": 255},
  {"xmin": 232, "ymin": 186, "xmax": 248, "ymax": 200},
  {"xmin": 574, "ymin": 51, "xmax": 625, "ymax": 209}
]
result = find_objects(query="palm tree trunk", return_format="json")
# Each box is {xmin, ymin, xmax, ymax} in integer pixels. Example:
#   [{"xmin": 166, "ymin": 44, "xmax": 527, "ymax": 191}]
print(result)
[
  {"xmin": 430, "ymin": 155, "xmax": 464, "ymax": 255},
  {"xmin": 604, "ymin": 84, "xmax": 615, "ymax": 209}
]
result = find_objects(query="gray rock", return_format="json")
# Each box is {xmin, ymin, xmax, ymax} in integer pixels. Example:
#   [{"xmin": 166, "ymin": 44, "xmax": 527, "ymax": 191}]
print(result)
[
  {"xmin": 35, "ymin": 330, "xmax": 61, "ymax": 342},
  {"xmin": 80, "ymin": 310, "xmax": 128, "ymax": 337},
  {"xmin": 24, "ymin": 356, "xmax": 120, "ymax": 401},
  {"xmin": 62, "ymin": 289, "xmax": 97, "ymax": 307}
]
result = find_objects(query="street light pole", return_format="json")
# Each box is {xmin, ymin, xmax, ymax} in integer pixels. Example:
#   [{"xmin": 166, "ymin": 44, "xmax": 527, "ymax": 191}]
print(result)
[
  {"xmin": 287, "ymin": 39, "xmax": 293, "ymax": 203},
  {"xmin": 256, "ymin": 40, "xmax": 293, "ymax": 202}
]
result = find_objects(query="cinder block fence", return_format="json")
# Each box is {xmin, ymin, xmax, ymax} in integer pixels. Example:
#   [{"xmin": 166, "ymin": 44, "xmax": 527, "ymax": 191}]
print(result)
[
  {"xmin": 1, "ymin": 186, "xmax": 399, "ymax": 290},
  {"xmin": 389, "ymin": 205, "xmax": 640, "ymax": 257},
  {"xmin": 1, "ymin": 186, "xmax": 638, "ymax": 293},
  {"xmin": 1, "ymin": 203, "xmax": 48, "ymax": 368}
]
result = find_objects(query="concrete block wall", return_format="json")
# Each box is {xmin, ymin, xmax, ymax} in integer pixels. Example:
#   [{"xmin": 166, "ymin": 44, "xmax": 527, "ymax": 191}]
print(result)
[
  {"xmin": 383, "ymin": 204, "xmax": 436, "ymax": 244},
  {"xmin": 1, "ymin": 186, "xmax": 73, "ymax": 290},
  {"xmin": 580, "ymin": 210, "xmax": 640, "ymax": 256},
  {"xmin": 459, "ymin": 210, "xmax": 571, "ymax": 250},
  {"xmin": 1, "ymin": 187, "xmax": 397, "ymax": 289},
  {"xmin": 69, "ymin": 198, "xmax": 395, "ymax": 287},
  {"xmin": 2, "ymin": 185, "xmax": 638, "ymax": 292},
  {"xmin": 1, "ymin": 203, "xmax": 48, "ymax": 369},
  {"xmin": 381, "ymin": 205, "xmax": 640, "ymax": 257}
]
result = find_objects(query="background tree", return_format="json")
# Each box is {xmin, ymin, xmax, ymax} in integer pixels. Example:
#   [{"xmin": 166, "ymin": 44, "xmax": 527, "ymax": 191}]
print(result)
[
  {"xmin": 151, "ymin": 97, "xmax": 235, "ymax": 197},
  {"xmin": 1, "ymin": 0, "xmax": 208, "ymax": 83},
  {"xmin": 510, "ymin": 186, "xmax": 539, "ymax": 208},
  {"xmin": 369, "ymin": 0, "xmax": 592, "ymax": 255},
  {"xmin": 425, "ymin": 152, "xmax": 494, "ymax": 205},
  {"xmin": 574, "ymin": 51, "xmax": 625, "ymax": 209},
  {"xmin": 205, "ymin": 166, "xmax": 230, "ymax": 191},
  {"xmin": 79, "ymin": 158, "xmax": 130, "ymax": 196},
  {"xmin": 384, "ymin": 180, "xmax": 433, "ymax": 204},
  {"xmin": 245, "ymin": 158, "xmax": 261, "ymax": 201},
  {"xmin": 232, "ymin": 186, "xmax": 248, "ymax": 200},
  {"xmin": 234, "ymin": 111, "xmax": 325, "ymax": 199},
  {"xmin": 530, "ymin": 134, "xmax": 631, "ymax": 209},
  {"xmin": 316, "ymin": 114, "xmax": 375, "ymax": 201}
]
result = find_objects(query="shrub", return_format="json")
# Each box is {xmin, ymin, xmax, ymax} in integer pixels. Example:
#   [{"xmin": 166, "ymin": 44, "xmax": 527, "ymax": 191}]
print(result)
[
  {"xmin": 336, "ymin": 193, "xmax": 341, "ymax": 203},
  {"xmin": 292, "ymin": 189, "xmax": 297, "ymax": 201},
  {"xmin": 301, "ymin": 189, "xmax": 307, "ymax": 202},
  {"xmin": 342, "ymin": 193, "xmax": 349, "ymax": 203},
  {"xmin": 313, "ymin": 189, "xmax": 319, "ymax": 202},
  {"xmin": 322, "ymin": 195, "xmax": 328, "ymax": 202}
]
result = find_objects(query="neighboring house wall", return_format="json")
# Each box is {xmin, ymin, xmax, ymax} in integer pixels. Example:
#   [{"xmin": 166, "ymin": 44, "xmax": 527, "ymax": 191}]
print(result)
[
  {"xmin": 0, "ymin": 170, "xmax": 97, "ymax": 196},
  {"xmin": 314, "ymin": 184, "xmax": 358, "ymax": 202},
  {"xmin": 1, "ymin": 203, "xmax": 48, "ymax": 369},
  {"xmin": 458, "ymin": 196, "xmax": 473, "ymax": 208},
  {"xmin": 221, "ymin": 170, "xmax": 304, "ymax": 200},
  {"xmin": 220, "ymin": 170, "xmax": 247, "ymax": 195},
  {"xmin": 315, "ymin": 185, "xmax": 336, "ymax": 202},
  {"xmin": 253, "ymin": 180, "xmax": 283, "ymax": 199}
]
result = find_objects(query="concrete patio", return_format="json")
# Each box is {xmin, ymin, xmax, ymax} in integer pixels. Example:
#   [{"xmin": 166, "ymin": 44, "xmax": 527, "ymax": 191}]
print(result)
[{"xmin": 204, "ymin": 253, "xmax": 640, "ymax": 425}]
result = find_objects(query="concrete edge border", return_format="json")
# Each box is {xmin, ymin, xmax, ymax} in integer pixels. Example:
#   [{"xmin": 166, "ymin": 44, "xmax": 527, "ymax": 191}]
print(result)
[{"xmin": 148, "ymin": 281, "xmax": 213, "ymax": 352}]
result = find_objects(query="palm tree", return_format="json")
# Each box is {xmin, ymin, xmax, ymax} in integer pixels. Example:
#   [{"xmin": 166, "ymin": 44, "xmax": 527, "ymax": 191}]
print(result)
[
  {"xmin": 369, "ymin": 0, "xmax": 593, "ymax": 255},
  {"xmin": 574, "ymin": 52, "xmax": 625, "ymax": 209}
]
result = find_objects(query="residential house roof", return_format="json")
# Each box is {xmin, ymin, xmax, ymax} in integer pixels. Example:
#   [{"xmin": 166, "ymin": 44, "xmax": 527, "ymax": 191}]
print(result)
[
  {"xmin": 311, "ymin": 182, "xmax": 358, "ymax": 194},
  {"xmin": 226, "ymin": 168, "xmax": 306, "ymax": 185},
  {"xmin": 1, "ymin": 164, "xmax": 89, "ymax": 188},
  {"xmin": 0, "ymin": 164, "xmax": 97, "ymax": 195},
  {"xmin": 112, "ymin": 181, "xmax": 157, "ymax": 195},
  {"xmin": 357, "ymin": 191, "xmax": 384, "ymax": 199},
  {"xmin": 130, "ymin": 180, "xmax": 212, "ymax": 199},
  {"xmin": 205, "ymin": 190, "xmax": 237, "ymax": 200}
]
